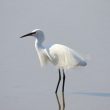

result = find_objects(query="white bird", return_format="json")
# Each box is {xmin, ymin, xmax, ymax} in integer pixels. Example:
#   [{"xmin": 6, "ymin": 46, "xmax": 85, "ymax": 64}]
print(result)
[{"xmin": 20, "ymin": 29, "xmax": 87, "ymax": 93}]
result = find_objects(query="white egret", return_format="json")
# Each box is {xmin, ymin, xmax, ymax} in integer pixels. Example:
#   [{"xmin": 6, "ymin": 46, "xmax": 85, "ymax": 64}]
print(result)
[{"xmin": 20, "ymin": 29, "xmax": 87, "ymax": 93}]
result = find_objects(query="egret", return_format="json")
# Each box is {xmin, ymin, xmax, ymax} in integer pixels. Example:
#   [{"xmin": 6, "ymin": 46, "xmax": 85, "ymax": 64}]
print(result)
[{"xmin": 20, "ymin": 29, "xmax": 87, "ymax": 93}]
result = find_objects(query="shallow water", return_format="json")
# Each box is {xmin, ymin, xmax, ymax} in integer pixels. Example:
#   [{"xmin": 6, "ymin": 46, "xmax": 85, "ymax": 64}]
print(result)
[
  {"xmin": 1, "ymin": 0, "xmax": 110, "ymax": 110},
  {"xmin": 1, "ymin": 88, "xmax": 110, "ymax": 110}
]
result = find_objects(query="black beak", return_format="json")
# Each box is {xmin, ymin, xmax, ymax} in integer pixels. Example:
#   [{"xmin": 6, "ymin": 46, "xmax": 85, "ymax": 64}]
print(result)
[{"xmin": 20, "ymin": 32, "xmax": 36, "ymax": 38}]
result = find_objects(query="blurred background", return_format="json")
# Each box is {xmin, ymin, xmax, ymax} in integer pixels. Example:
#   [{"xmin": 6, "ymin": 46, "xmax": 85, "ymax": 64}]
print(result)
[{"xmin": 0, "ymin": 0, "xmax": 110, "ymax": 110}]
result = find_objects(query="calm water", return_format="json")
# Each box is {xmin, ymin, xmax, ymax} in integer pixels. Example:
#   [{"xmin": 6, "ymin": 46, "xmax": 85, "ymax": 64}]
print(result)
[
  {"xmin": 1, "ymin": 88, "xmax": 110, "ymax": 110},
  {"xmin": 1, "ymin": 0, "xmax": 110, "ymax": 110}
]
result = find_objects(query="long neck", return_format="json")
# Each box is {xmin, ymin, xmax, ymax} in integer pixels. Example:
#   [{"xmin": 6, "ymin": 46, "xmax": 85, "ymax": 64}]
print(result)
[
  {"xmin": 35, "ymin": 39, "xmax": 46, "ymax": 66},
  {"xmin": 35, "ymin": 39, "xmax": 44, "ymax": 51}
]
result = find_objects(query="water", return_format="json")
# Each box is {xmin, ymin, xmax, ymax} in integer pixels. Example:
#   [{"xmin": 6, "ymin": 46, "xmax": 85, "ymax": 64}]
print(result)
[
  {"xmin": 1, "ymin": 87, "xmax": 110, "ymax": 110},
  {"xmin": 0, "ymin": 0, "xmax": 110, "ymax": 109}
]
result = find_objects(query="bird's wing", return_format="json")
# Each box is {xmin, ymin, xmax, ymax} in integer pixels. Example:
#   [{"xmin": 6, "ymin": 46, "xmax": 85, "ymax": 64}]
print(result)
[
  {"xmin": 44, "ymin": 49, "xmax": 53, "ymax": 61},
  {"xmin": 48, "ymin": 44, "xmax": 87, "ymax": 69}
]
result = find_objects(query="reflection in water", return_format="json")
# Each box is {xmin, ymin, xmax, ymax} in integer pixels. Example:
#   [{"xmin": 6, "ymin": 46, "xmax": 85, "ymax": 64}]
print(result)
[{"xmin": 55, "ymin": 93, "xmax": 65, "ymax": 110}]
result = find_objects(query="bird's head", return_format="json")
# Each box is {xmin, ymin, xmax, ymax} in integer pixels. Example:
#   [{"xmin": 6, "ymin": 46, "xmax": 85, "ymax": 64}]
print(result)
[{"xmin": 20, "ymin": 29, "xmax": 45, "ymax": 43}]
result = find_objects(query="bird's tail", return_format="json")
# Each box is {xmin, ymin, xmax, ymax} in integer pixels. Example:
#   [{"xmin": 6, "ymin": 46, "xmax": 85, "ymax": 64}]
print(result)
[
  {"xmin": 80, "ymin": 60, "xmax": 87, "ymax": 66},
  {"xmin": 81, "ymin": 53, "xmax": 91, "ymax": 66}
]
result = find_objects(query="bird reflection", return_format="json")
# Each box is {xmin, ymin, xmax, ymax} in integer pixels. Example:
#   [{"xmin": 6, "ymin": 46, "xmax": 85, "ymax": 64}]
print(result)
[{"xmin": 55, "ymin": 93, "xmax": 65, "ymax": 110}]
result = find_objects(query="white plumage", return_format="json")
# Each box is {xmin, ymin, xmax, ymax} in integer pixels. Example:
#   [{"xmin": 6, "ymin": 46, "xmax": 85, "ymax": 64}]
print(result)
[
  {"xmin": 49, "ymin": 44, "xmax": 87, "ymax": 69},
  {"xmin": 20, "ymin": 29, "xmax": 87, "ymax": 93}
]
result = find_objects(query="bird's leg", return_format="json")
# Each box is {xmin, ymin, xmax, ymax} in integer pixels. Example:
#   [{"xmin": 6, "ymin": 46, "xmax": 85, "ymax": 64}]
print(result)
[
  {"xmin": 55, "ymin": 93, "xmax": 61, "ymax": 109},
  {"xmin": 62, "ymin": 92, "xmax": 65, "ymax": 110},
  {"xmin": 62, "ymin": 69, "xmax": 65, "ymax": 93},
  {"xmin": 55, "ymin": 69, "xmax": 61, "ymax": 94}
]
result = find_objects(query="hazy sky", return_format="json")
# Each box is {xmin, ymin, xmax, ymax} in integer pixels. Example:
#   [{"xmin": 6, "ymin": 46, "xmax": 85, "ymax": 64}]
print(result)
[{"xmin": 0, "ymin": 0, "xmax": 110, "ymax": 110}]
